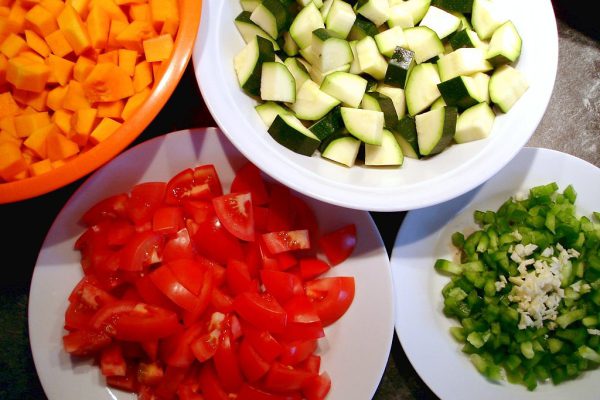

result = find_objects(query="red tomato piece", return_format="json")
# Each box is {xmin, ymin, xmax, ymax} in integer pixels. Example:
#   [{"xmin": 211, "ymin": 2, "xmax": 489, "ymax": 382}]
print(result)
[
  {"xmin": 279, "ymin": 321, "xmax": 325, "ymax": 342},
  {"xmin": 177, "ymin": 385, "xmax": 204, "ymax": 400},
  {"xmin": 106, "ymin": 367, "xmax": 138, "ymax": 393},
  {"xmin": 253, "ymin": 206, "xmax": 270, "ymax": 233},
  {"xmin": 198, "ymin": 363, "xmax": 229, "ymax": 400},
  {"xmin": 279, "ymin": 339, "xmax": 318, "ymax": 366},
  {"xmin": 267, "ymin": 184, "xmax": 294, "ymax": 232},
  {"xmin": 298, "ymin": 354, "xmax": 321, "ymax": 374},
  {"xmin": 305, "ymin": 277, "xmax": 355, "ymax": 326},
  {"xmin": 63, "ymin": 329, "xmax": 111, "ymax": 356},
  {"xmin": 284, "ymin": 295, "xmax": 321, "ymax": 325},
  {"xmin": 233, "ymin": 292, "xmax": 287, "ymax": 333},
  {"xmin": 262, "ymin": 230, "xmax": 310, "ymax": 255},
  {"xmin": 137, "ymin": 361, "xmax": 165, "ymax": 386},
  {"xmin": 160, "ymin": 321, "xmax": 205, "ymax": 368},
  {"xmin": 213, "ymin": 330, "xmax": 244, "ymax": 392},
  {"xmin": 192, "ymin": 215, "xmax": 244, "ymax": 265},
  {"xmin": 230, "ymin": 162, "xmax": 269, "ymax": 206},
  {"xmin": 263, "ymin": 362, "xmax": 316, "ymax": 392},
  {"xmin": 165, "ymin": 168, "xmax": 211, "ymax": 205},
  {"xmin": 100, "ymin": 343, "xmax": 127, "ymax": 377},
  {"xmin": 302, "ymin": 372, "xmax": 331, "ymax": 400},
  {"xmin": 119, "ymin": 231, "xmax": 163, "ymax": 272},
  {"xmin": 167, "ymin": 259, "xmax": 207, "ymax": 296},
  {"xmin": 238, "ymin": 338, "xmax": 271, "ymax": 382},
  {"xmin": 261, "ymin": 270, "xmax": 303, "ymax": 304},
  {"xmin": 105, "ymin": 219, "xmax": 136, "ymax": 247},
  {"xmin": 64, "ymin": 302, "xmax": 93, "ymax": 331},
  {"xmin": 182, "ymin": 200, "xmax": 213, "ymax": 225},
  {"xmin": 243, "ymin": 325, "xmax": 283, "ymax": 363},
  {"xmin": 212, "ymin": 192, "xmax": 255, "ymax": 241},
  {"xmin": 210, "ymin": 287, "xmax": 234, "ymax": 313},
  {"xmin": 140, "ymin": 340, "xmax": 159, "ymax": 360},
  {"xmin": 193, "ymin": 165, "xmax": 223, "ymax": 196},
  {"xmin": 318, "ymin": 224, "xmax": 357, "ymax": 266},
  {"xmin": 126, "ymin": 182, "xmax": 166, "ymax": 226},
  {"xmin": 182, "ymin": 269, "xmax": 215, "ymax": 327},
  {"xmin": 152, "ymin": 206, "xmax": 184, "ymax": 235},
  {"xmin": 68, "ymin": 276, "xmax": 116, "ymax": 310},
  {"xmin": 237, "ymin": 384, "xmax": 303, "ymax": 400},
  {"xmin": 154, "ymin": 365, "xmax": 189, "ymax": 399},
  {"xmin": 299, "ymin": 258, "xmax": 330, "ymax": 281},
  {"xmin": 150, "ymin": 265, "xmax": 202, "ymax": 312},
  {"xmin": 81, "ymin": 193, "xmax": 129, "ymax": 226},
  {"xmin": 134, "ymin": 274, "xmax": 177, "ymax": 311},
  {"xmin": 191, "ymin": 328, "xmax": 221, "ymax": 363},
  {"xmin": 226, "ymin": 259, "xmax": 258, "ymax": 296},
  {"xmin": 163, "ymin": 228, "xmax": 195, "ymax": 262}
]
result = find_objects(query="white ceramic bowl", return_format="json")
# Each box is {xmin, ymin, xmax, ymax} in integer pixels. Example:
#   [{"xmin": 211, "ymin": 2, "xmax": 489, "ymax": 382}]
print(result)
[{"xmin": 192, "ymin": 0, "xmax": 558, "ymax": 211}]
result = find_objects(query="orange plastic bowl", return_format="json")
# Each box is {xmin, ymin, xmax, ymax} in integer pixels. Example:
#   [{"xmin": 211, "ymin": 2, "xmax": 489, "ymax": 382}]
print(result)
[{"xmin": 0, "ymin": 0, "xmax": 202, "ymax": 204}]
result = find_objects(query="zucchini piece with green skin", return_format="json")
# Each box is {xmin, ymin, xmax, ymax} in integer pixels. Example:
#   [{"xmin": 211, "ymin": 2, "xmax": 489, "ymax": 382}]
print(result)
[
  {"xmin": 471, "ymin": 0, "xmax": 508, "ymax": 40},
  {"xmin": 393, "ymin": 115, "xmax": 420, "ymax": 158},
  {"xmin": 234, "ymin": 36, "xmax": 276, "ymax": 97},
  {"xmin": 325, "ymin": 0, "xmax": 356, "ymax": 39},
  {"xmin": 260, "ymin": 62, "xmax": 296, "ymax": 103},
  {"xmin": 437, "ymin": 47, "xmax": 493, "ymax": 81},
  {"xmin": 361, "ymin": 92, "xmax": 398, "ymax": 129},
  {"xmin": 320, "ymin": 71, "xmax": 368, "ymax": 108},
  {"xmin": 311, "ymin": 28, "xmax": 354, "ymax": 73},
  {"xmin": 241, "ymin": 0, "xmax": 261, "ymax": 12},
  {"xmin": 309, "ymin": 63, "xmax": 351, "ymax": 85},
  {"xmin": 432, "ymin": 0, "xmax": 473, "ymax": 13},
  {"xmin": 387, "ymin": 5, "xmax": 415, "ymax": 29},
  {"xmin": 282, "ymin": 32, "xmax": 298, "ymax": 56},
  {"xmin": 356, "ymin": 0, "xmax": 389, "ymax": 27},
  {"xmin": 235, "ymin": 11, "xmax": 281, "ymax": 51},
  {"xmin": 486, "ymin": 21, "xmax": 522, "ymax": 66},
  {"xmin": 298, "ymin": 0, "xmax": 323, "ymax": 6},
  {"xmin": 449, "ymin": 29, "xmax": 486, "ymax": 51},
  {"xmin": 454, "ymin": 102, "xmax": 495, "ymax": 143},
  {"xmin": 415, "ymin": 106, "xmax": 457, "ymax": 156},
  {"xmin": 250, "ymin": 0, "xmax": 293, "ymax": 40},
  {"xmin": 290, "ymin": 79, "xmax": 340, "ymax": 120},
  {"xmin": 377, "ymin": 84, "xmax": 407, "ymax": 119},
  {"xmin": 255, "ymin": 101, "xmax": 293, "ymax": 127},
  {"xmin": 405, "ymin": 62, "xmax": 441, "ymax": 116},
  {"xmin": 430, "ymin": 96, "xmax": 446, "ymax": 110},
  {"xmin": 321, "ymin": 135, "xmax": 361, "ymax": 167},
  {"xmin": 348, "ymin": 40, "xmax": 362, "ymax": 74},
  {"xmin": 309, "ymin": 106, "xmax": 344, "ymax": 140},
  {"xmin": 384, "ymin": 47, "xmax": 415, "ymax": 89},
  {"xmin": 268, "ymin": 114, "xmax": 321, "ymax": 156},
  {"xmin": 356, "ymin": 35, "xmax": 388, "ymax": 80},
  {"xmin": 320, "ymin": 0, "xmax": 335, "ymax": 20},
  {"xmin": 284, "ymin": 57, "xmax": 310, "ymax": 89},
  {"xmin": 437, "ymin": 75, "xmax": 484, "ymax": 110},
  {"xmin": 452, "ymin": 12, "xmax": 472, "ymax": 30},
  {"xmin": 289, "ymin": 2, "xmax": 324, "ymax": 49},
  {"xmin": 418, "ymin": 5, "xmax": 461, "ymax": 40},
  {"xmin": 340, "ymin": 107, "xmax": 384, "ymax": 145},
  {"xmin": 489, "ymin": 64, "xmax": 528, "ymax": 113},
  {"xmin": 404, "ymin": 26, "xmax": 445, "ymax": 64},
  {"xmin": 388, "ymin": 0, "xmax": 431, "ymax": 25},
  {"xmin": 347, "ymin": 15, "xmax": 379, "ymax": 40},
  {"xmin": 374, "ymin": 27, "xmax": 408, "ymax": 58},
  {"xmin": 365, "ymin": 129, "xmax": 404, "ymax": 166},
  {"xmin": 471, "ymin": 71, "xmax": 490, "ymax": 103}
]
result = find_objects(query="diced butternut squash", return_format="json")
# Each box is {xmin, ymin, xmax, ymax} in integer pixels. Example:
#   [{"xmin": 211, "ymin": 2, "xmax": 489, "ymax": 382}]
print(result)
[
  {"xmin": 19, "ymin": 50, "xmax": 46, "ymax": 64},
  {"xmin": 118, "ymin": 48, "xmax": 136, "ymax": 76},
  {"xmin": 23, "ymin": 122, "xmax": 55, "ymax": 158},
  {"xmin": 50, "ymin": 158, "xmax": 65, "ymax": 168},
  {"xmin": 143, "ymin": 33, "xmax": 172, "ymax": 62},
  {"xmin": 96, "ymin": 99, "xmax": 123, "ymax": 119},
  {"xmin": 0, "ymin": 91, "xmax": 20, "ymax": 118},
  {"xmin": 0, "ymin": 53, "xmax": 7, "ymax": 85},
  {"xmin": 13, "ymin": 111, "xmax": 50, "ymax": 137},
  {"xmin": 52, "ymin": 108, "xmax": 72, "ymax": 133},
  {"xmin": 7, "ymin": 2, "xmax": 27, "ymax": 34},
  {"xmin": 89, "ymin": 0, "xmax": 128, "ymax": 22},
  {"xmin": 97, "ymin": 49, "xmax": 118, "ymax": 64},
  {"xmin": 12, "ymin": 88, "xmax": 48, "ymax": 111},
  {"xmin": 29, "ymin": 157, "xmax": 52, "ymax": 176},
  {"xmin": 47, "ymin": 54, "xmax": 74, "ymax": 85},
  {"xmin": 160, "ymin": 16, "xmax": 179, "ymax": 37},
  {"xmin": 89, "ymin": 116, "xmax": 120, "ymax": 143},
  {"xmin": 149, "ymin": 0, "xmax": 178, "ymax": 32},
  {"xmin": 6, "ymin": 55, "xmax": 50, "ymax": 92},
  {"xmin": 66, "ymin": 0, "xmax": 89, "ymax": 17},
  {"xmin": 46, "ymin": 130, "xmax": 79, "ymax": 160},
  {"xmin": 121, "ymin": 86, "xmax": 149, "ymax": 120},
  {"xmin": 0, "ymin": 130, "xmax": 21, "ymax": 145},
  {"xmin": 0, "ymin": 116, "xmax": 17, "ymax": 136},
  {"xmin": 129, "ymin": 3, "xmax": 150, "ymax": 21},
  {"xmin": 25, "ymin": 4, "xmax": 58, "ymax": 37},
  {"xmin": 0, "ymin": 141, "xmax": 28, "ymax": 180},
  {"xmin": 115, "ymin": 20, "xmax": 155, "ymax": 52},
  {"xmin": 39, "ymin": 0, "xmax": 65, "ymax": 17},
  {"xmin": 73, "ymin": 54, "xmax": 94, "ymax": 81},
  {"xmin": 56, "ymin": 4, "xmax": 91, "ymax": 55},
  {"xmin": 132, "ymin": 59, "xmax": 151, "ymax": 92},
  {"xmin": 46, "ymin": 84, "xmax": 67, "ymax": 110},
  {"xmin": 72, "ymin": 107, "xmax": 96, "ymax": 135},
  {"xmin": 25, "ymin": 29, "xmax": 50, "ymax": 57},
  {"xmin": 0, "ymin": 32, "xmax": 28, "ymax": 58},
  {"xmin": 62, "ymin": 79, "xmax": 90, "ymax": 110},
  {"xmin": 107, "ymin": 18, "xmax": 127, "ymax": 49},
  {"xmin": 82, "ymin": 62, "xmax": 134, "ymax": 102},
  {"xmin": 86, "ymin": 5, "xmax": 109, "ymax": 50},
  {"xmin": 45, "ymin": 29, "xmax": 73, "ymax": 57}
]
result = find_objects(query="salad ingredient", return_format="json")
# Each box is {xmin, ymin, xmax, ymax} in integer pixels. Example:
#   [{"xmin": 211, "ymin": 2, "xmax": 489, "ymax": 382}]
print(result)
[
  {"xmin": 63, "ymin": 161, "xmax": 358, "ymax": 399},
  {"xmin": 435, "ymin": 183, "xmax": 600, "ymax": 390}
]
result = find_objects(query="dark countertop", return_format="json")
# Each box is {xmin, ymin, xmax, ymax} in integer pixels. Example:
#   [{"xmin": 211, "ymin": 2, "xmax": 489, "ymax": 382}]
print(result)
[{"xmin": 1, "ymin": 4, "xmax": 599, "ymax": 400}]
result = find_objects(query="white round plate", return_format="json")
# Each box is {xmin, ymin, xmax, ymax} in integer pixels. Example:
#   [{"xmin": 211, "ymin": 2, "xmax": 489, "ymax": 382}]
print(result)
[
  {"xmin": 192, "ymin": 0, "xmax": 558, "ymax": 212},
  {"xmin": 391, "ymin": 147, "xmax": 600, "ymax": 400},
  {"xmin": 28, "ymin": 128, "xmax": 394, "ymax": 400}
]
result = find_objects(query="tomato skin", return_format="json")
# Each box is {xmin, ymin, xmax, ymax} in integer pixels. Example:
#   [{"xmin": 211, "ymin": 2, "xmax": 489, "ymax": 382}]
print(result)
[
  {"xmin": 63, "ymin": 329, "xmax": 112, "ymax": 356},
  {"xmin": 290, "ymin": 196, "xmax": 319, "ymax": 241},
  {"xmin": 119, "ymin": 231, "xmax": 163, "ymax": 272},
  {"xmin": 106, "ymin": 367, "xmax": 139, "ymax": 393},
  {"xmin": 262, "ymin": 230, "xmax": 311, "ymax": 254},
  {"xmin": 233, "ymin": 292, "xmax": 287, "ymax": 333},
  {"xmin": 126, "ymin": 182, "xmax": 166, "ymax": 226},
  {"xmin": 152, "ymin": 206, "xmax": 184, "ymax": 235},
  {"xmin": 105, "ymin": 219, "xmax": 136, "ymax": 247},
  {"xmin": 263, "ymin": 362, "xmax": 316, "ymax": 392},
  {"xmin": 163, "ymin": 228, "xmax": 195, "ymax": 262},
  {"xmin": 318, "ymin": 224, "xmax": 357, "ymax": 266},
  {"xmin": 213, "ymin": 192, "xmax": 255, "ymax": 241},
  {"xmin": 167, "ymin": 259, "xmax": 207, "ymax": 296},
  {"xmin": 237, "ymin": 384, "xmax": 303, "ymax": 400},
  {"xmin": 134, "ymin": 274, "xmax": 177, "ymax": 311},
  {"xmin": 210, "ymin": 287, "xmax": 234, "ymax": 313},
  {"xmin": 198, "ymin": 364, "xmax": 229, "ymax": 400},
  {"xmin": 193, "ymin": 165, "xmax": 223, "ymax": 197},
  {"xmin": 243, "ymin": 325, "xmax": 283, "ymax": 363},
  {"xmin": 100, "ymin": 343, "xmax": 127, "ymax": 377},
  {"xmin": 160, "ymin": 322, "xmax": 205, "ymax": 368},
  {"xmin": 230, "ymin": 162, "xmax": 269, "ymax": 206},
  {"xmin": 182, "ymin": 200, "xmax": 213, "ymax": 224},
  {"xmin": 81, "ymin": 193, "xmax": 129, "ymax": 226},
  {"xmin": 284, "ymin": 295, "xmax": 320, "ymax": 325},
  {"xmin": 238, "ymin": 338, "xmax": 271, "ymax": 382},
  {"xmin": 305, "ymin": 277, "xmax": 355, "ymax": 327},
  {"xmin": 165, "ymin": 167, "xmax": 216, "ymax": 205},
  {"xmin": 298, "ymin": 354, "xmax": 321, "ymax": 374},
  {"xmin": 150, "ymin": 265, "xmax": 202, "ymax": 312},
  {"xmin": 226, "ymin": 259, "xmax": 258, "ymax": 296},
  {"xmin": 299, "ymin": 258, "xmax": 330, "ymax": 281},
  {"xmin": 213, "ymin": 330, "xmax": 244, "ymax": 392},
  {"xmin": 279, "ymin": 339, "xmax": 318, "ymax": 366},
  {"xmin": 302, "ymin": 372, "xmax": 331, "ymax": 400},
  {"xmin": 192, "ymin": 215, "xmax": 244, "ymax": 265},
  {"xmin": 261, "ymin": 270, "xmax": 303, "ymax": 305},
  {"xmin": 137, "ymin": 361, "xmax": 165, "ymax": 386}
]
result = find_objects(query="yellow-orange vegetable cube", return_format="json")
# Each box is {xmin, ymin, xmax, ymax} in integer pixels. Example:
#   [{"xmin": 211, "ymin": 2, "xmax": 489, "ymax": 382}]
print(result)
[
  {"xmin": 13, "ymin": 111, "xmax": 50, "ymax": 137},
  {"xmin": 0, "ymin": 116, "xmax": 17, "ymax": 136},
  {"xmin": 45, "ymin": 29, "xmax": 73, "ymax": 57},
  {"xmin": 96, "ymin": 99, "xmax": 123, "ymax": 119},
  {"xmin": 46, "ymin": 130, "xmax": 79, "ymax": 160},
  {"xmin": 23, "ymin": 122, "xmax": 55, "ymax": 158},
  {"xmin": 29, "ymin": 157, "xmax": 52, "ymax": 176},
  {"xmin": 97, "ymin": 49, "xmax": 118, "ymax": 64},
  {"xmin": 143, "ymin": 33, "xmax": 172, "ymax": 62},
  {"xmin": 89, "ymin": 0, "xmax": 127, "ymax": 22},
  {"xmin": 115, "ymin": 20, "xmax": 155, "ymax": 52},
  {"xmin": 57, "ymin": 4, "xmax": 91, "ymax": 55},
  {"xmin": 39, "ymin": 0, "xmax": 65, "ymax": 17},
  {"xmin": 66, "ymin": 0, "xmax": 89, "ymax": 17},
  {"xmin": 107, "ymin": 18, "xmax": 127, "ymax": 49},
  {"xmin": 12, "ymin": 88, "xmax": 48, "ymax": 111},
  {"xmin": 62, "ymin": 79, "xmax": 90, "ymax": 110},
  {"xmin": 6, "ymin": 55, "xmax": 50, "ymax": 92},
  {"xmin": 129, "ymin": 3, "xmax": 150, "ymax": 21},
  {"xmin": 52, "ymin": 108, "xmax": 72, "ymax": 133},
  {"xmin": 86, "ymin": 5, "xmax": 109, "ymax": 50},
  {"xmin": 25, "ymin": 29, "xmax": 50, "ymax": 57},
  {"xmin": 0, "ymin": 141, "xmax": 27, "ymax": 180},
  {"xmin": 83, "ymin": 62, "xmax": 133, "ymax": 102},
  {"xmin": 0, "ymin": 91, "xmax": 20, "ymax": 118},
  {"xmin": 0, "ymin": 130, "xmax": 21, "ymax": 145},
  {"xmin": 46, "ymin": 84, "xmax": 67, "ymax": 110},
  {"xmin": 72, "ymin": 107, "xmax": 96, "ymax": 135},
  {"xmin": 149, "ymin": 0, "xmax": 178, "ymax": 32},
  {"xmin": 121, "ymin": 86, "xmax": 149, "ymax": 120},
  {"xmin": 0, "ymin": 32, "xmax": 28, "ymax": 58},
  {"xmin": 25, "ymin": 4, "xmax": 58, "ymax": 37},
  {"xmin": 89, "ymin": 116, "xmax": 120, "ymax": 143},
  {"xmin": 7, "ymin": 2, "xmax": 27, "ymax": 34},
  {"xmin": 132, "ymin": 59, "xmax": 152, "ymax": 92},
  {"xmin": 73, "ymin": 54, "xmax": 94, "ymax": 81},
  {"xmin": 47, "ymin": 54, "xmax": 74, "ymax": 85},
  {"xmin": 118, "ymin": 48, "xmax": 136, "ymax": 76}
]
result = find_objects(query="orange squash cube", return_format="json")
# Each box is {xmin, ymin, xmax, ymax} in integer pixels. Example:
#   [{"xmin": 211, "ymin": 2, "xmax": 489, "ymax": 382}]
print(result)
[
  {"xmin": 149, "ymin": 0, "xmax": 178, "ymax": 32},
  {"xmin": 107, "ymin": 18, "xmax": 127, "ymax": 50},
  {"xmin": 46, "ymin": 54, "xmax": 74, "ymax": 85},
  {"xmin": 57, "ymin": 4, "xmax": 91, "ymax": 55},
  {"xmin": 7, "ymin": 2, "xmax": 27, "ymax": 34},
  {"xmin": 132, "ymin": 59, "xmax": 152, "ymax": 92},
  {"xmin": 118, "ymin": 48, "xmax": 136, "ymax": 76},
  {"xmin": 73, "ymin": 54, "xmax": 94, "ymax": 81},
  {"xmin": 25, "ymin": 29, "xmax": 50, "ymax": 57},
  {"xmin": 115, "ymin": 20, "xmax": 155, "ymax": 52},
  {"xmin": 67, "ymin": 0, "xmax": 89, "ymax": 17},
  {"xmin": 45, "ymin": 29, "xmax": 73, "ymax": 57},
  {"xmin": 23, "ymin": 122, "xmax": 55, "ymax": 158},
  {"xmin": 72, "ymin": 107, "xmax": 96, "ymax": 135},
  {"xmin": 6, "ymin": 55, "xmax": 50, "ymax": 92},
  {"xmin": 121, "ymin": 86, "xmax": 149, "ymax": 120},
  {"xmin": 143, "ymin": 33, "xmax": 173, "ymax": 62},
  {"xmin": 0, "ymin": 116, "xmax": 17, "ymax": 136},
  {"xmin": 62, "ymin": 79, "xmax": 90, "ymax": 110},
  {"xmin": 52, "ymin": 108, "xmax": 72, "ymax": 134},
  {"xmin": 25, "ymin": 4, "xmax": 58, "ymax": 37},
  {"xmin": 129, "ymin": 3, "xmax": 151, "ymax": 21},
  {"xmin": 46, "ymin": 84, "xmax": 67, "ymax": 110},
  {"xmin": 89, "ymin": 0, "xmax": 127, "ymax": 22},
  {"xmin": 39, "ymin": 0, "xmax": 65, "ymax": 17},
  {"xmin": 96, "ymin": 99, "xmax": 123, "ymax": 119},
  {"xmin": 89, "ymin": 116, "xmax": 120, "ymax": 143},
  {"xmin": 0, "ymin": 141, "xmax": 27, "ymax": 180},
  {"xmin": 29, "ymin": 157, "xmax": 53, "ymax": 176},
  {"xmin": 13, "ymin": 111, "xmax": 50, "ymax": 137},
  {"xmin": 0, "ymin": 130, "xmax": 22, "ymax": 146},
  {"xmin": 12, "ymin": 88, "xmax": 48, "ymax": 111},
  {"xmin": 82, "ymin": 62, "xmax": 134, "ymax": 102},
  {"xmin": 0, "ymin": 32, "xmax": 28, "ymax": 58},
  {"xmin": 0, "ymin": 91, "xmax": 20, "ymax": 118},
  {"xmin": 86, "ymin": 5, "xmax": 109, "ymax": 50},
  {"xmin": 46, "ymin": 130, "xmax": 79, "ymax": 160}
]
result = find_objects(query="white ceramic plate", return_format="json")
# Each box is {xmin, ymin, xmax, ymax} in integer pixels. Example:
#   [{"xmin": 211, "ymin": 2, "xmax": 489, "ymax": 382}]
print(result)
[
  {"xmin": 391, "ymin": 147, "xmax": 600, "ymax": 400},
  {"xmin": 28, "ymin": 128, "xmax": 394, "ymax": 400},
  {"xmin": 192, "ymin": 0, "xmax": 558, "ymax": 212}
]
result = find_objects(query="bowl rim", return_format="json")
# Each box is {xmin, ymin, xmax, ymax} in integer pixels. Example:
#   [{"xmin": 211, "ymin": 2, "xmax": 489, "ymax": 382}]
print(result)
[{"xmin": 0, "ymin": 0, "xmax": 203, "ymax": 205}]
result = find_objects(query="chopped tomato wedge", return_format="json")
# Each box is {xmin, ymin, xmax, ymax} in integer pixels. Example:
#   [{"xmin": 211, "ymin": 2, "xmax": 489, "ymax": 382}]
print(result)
[
  {"xmin": 263, "ymin": 362, "xmax": 316, "ymax": 392},
  {"xmin": 226, "ymin": 259, "xmax": 257, "ymax": 296},
  {"xmin": 213, "ymin": 192, "xmax": 255, "ymax": 241},
  {"xmin": 302, "ymin": 372, "xmax": 332, "ymax": 400},
  {"xmin": 238, "ymin": 338, "xmax": 271, "ymax": 382},
  {"xmin": 167, "ymin": 259, "xmax": 207, "ymax": 296},
  {"xmin": 318, "ymin": 224, "xmax": 357, "ymax": 266},
  {"xmin": 152, "ymin": 206, "xmax": 184, "ymax": 235},
  {"xmin": 213, "ymin": 330, "xmax": 244, "ymax": 392},
  {"xmin": 280, "ymin": 339, "xmax": 318, "ymax": 366},
  {"xmin": 233, "ymin": 292, "xmax": 287, "ymax": 333},
  {"xmin": 150, "ymin": 265, "xmax": 202, "ymax": 312},
  {"xmin": 192, "ymin": 215, "xmax": 244, "ymax": 264},
  {"xmin": 243, "ymin": 325, "xmax": 283, "ymax": 363},
  {"xmin": 81, "ymin": 193, "xmax": 129, "ymax": 226},
  {"xmin": 261, "ymin": 269, "xmax": 303, "ymax": 304},
  {"xmin": 100, "ymin": 344, "xmax": 127, "ymax": 377},
  {"xmin": 126, "ymin": 182, "xmax": 166, "ymax": 226},
  {"xmin": 165, "ymin": 168, "xmax": 212, "ymax": 205},
  {"xmin": 299, "ymin": 258, "xmax": 331, "ymax": 281},
  {"xmin": 262, "ymin": 230, "xmax": 311, "ymax": 254},
  {"xmin": 119, "ymin": 231, "xmax": 163, "ymax": 272},
  {"xmin": 163, "ymin": 228, "xmax": 195, "ymax": 261},
  {"xmin": 137, "ymin": 361, "xmax": 165, "ymax": 386},
  {"xmin": 63, "ymin": 329, "xmax": 112, "ymax": 356},
  {"xmin": 305, "ymin": 277, "xmax": 355, "ymax": 326},
  {"xmin": 198, "ymin": 363, "xmax": 229, "ymax": 400},
  {"xmin": 230, "ymin": 162, "xmax": 269, "ymax": 206}
]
